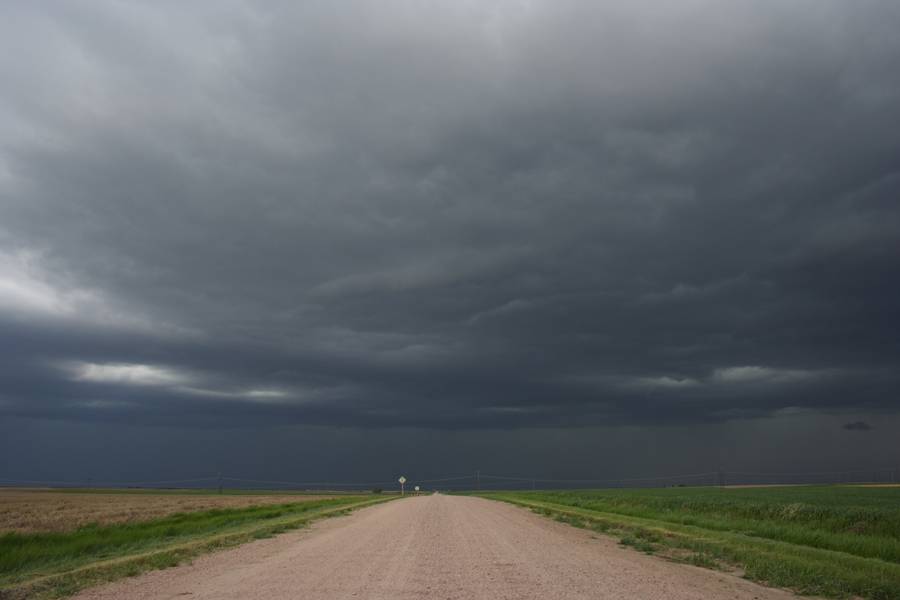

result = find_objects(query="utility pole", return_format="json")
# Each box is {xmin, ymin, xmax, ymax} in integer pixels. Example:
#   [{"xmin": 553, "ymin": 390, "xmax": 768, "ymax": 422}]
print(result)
[
  {"xmin": 475, "ymin": 470, "xmax": 480, "ymax": 492},
  {"xmin": 217, "ymin": 471, "xmax": 223, "ymax": 495}
]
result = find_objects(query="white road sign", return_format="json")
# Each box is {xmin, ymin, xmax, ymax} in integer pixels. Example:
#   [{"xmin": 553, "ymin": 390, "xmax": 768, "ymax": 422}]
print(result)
[{"xmin": 398, "ymin": 476, "xmax": 407, "ymax": 484}]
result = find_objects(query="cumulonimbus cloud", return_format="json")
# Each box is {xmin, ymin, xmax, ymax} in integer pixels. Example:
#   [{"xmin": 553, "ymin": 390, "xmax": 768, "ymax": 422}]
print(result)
[{"xmin": 0, "ymin": 0, "xmax": 898, "ymax": 431}]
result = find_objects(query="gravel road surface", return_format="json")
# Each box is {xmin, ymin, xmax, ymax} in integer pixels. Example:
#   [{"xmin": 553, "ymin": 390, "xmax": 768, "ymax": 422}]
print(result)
[{"xmin": 73, "ymin": 494, "xmax": 801, "ymax": 599}]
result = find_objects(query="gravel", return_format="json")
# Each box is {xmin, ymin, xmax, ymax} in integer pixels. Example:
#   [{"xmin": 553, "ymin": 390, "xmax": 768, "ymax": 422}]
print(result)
[{"xmin": 73, "ymin": 494, "xmax": 804, "ymax": 599}]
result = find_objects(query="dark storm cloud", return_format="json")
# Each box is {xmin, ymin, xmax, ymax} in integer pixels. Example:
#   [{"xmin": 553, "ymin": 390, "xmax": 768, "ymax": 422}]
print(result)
[
  {"xmin": 843, "ymin": 421, "xmax": 873, "ymax": 432},
  {"xmin": 1, "ymin": 0, "xmax": 900, "ymax": 432}
]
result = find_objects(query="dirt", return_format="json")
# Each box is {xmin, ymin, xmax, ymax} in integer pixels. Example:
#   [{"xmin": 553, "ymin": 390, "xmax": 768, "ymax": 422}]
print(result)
[
  {"xmin": 0, "ymin": 489, "xmax": 335, "ymax": 533},
  {"xmin": 72, "ymin": 493, "xmax": 804, "ymax": 600}
]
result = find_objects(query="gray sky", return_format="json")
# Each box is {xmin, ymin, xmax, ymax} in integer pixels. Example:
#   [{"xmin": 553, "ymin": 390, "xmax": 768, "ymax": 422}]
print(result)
[{"xmin": 1, "ymin": 1, "xmax": 899, "ymax": 485}]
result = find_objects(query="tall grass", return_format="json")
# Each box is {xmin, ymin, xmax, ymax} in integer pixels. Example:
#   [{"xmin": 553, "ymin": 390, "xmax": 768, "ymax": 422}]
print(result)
[
  {"xmin": 531, "ymin": 486, "xmax": 900, "ymax": 562},
  {"xmin": 483, "ymin": 486, "xmax": 900, "ymax": 599},
  {"xmin": 0, "ymin": 496, "xmax": 365, "ymax": 587}
]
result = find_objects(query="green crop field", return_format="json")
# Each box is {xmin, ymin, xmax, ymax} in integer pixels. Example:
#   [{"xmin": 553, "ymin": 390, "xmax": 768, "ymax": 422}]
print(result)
[
  {"xmin": 480, "ymin": 486, "xmax": 900, "ymax": 600},
  {"xmin": 0, "ymin": 490, "xmax": 392, "ymax": 600}
]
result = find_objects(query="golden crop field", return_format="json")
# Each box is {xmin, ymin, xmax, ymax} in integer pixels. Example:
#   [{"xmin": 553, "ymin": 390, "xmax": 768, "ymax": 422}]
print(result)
[{"xmin": 0, "ymin": 488, "xmax": 335, "ymax": 533}]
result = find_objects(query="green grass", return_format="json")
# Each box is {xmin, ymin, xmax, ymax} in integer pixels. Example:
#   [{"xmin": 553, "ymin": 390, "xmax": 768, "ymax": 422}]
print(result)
[
  {"xmin": 0, "ymin": 494, "xmax": 390, "ymax": 599},
  {"xmin": 480, "ymin": 486, "xmax": 900, "ymax": 599}
]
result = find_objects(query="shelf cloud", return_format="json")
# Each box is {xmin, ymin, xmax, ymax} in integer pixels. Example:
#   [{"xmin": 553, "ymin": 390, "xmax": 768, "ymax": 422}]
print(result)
[{"xmin": 1, "ymin": 0, "xmax": 899, "ymax": 479}]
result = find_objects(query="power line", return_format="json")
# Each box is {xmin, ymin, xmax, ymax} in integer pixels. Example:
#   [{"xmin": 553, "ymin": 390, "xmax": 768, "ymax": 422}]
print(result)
[
  {"xmin": 480, "ymin": 471, "xmax": 715, "ymax": 483},
  {"xmin": 417, "ymin": 475, "xmax": 473, "ymax": 483},
  {"xmin": 728, "ymin": 467, "xmax": 895, "ymax": 476},
  {"xmin": 3, "ymin": 466, "xmax": 897, "ymax": 490},
  {"xmin": 0, "ymin": 476, "xmax": 219, "ymax": 486},
  {"xmin": 221, "ymin": 476, "xmax": 397, "ymax": 487}
]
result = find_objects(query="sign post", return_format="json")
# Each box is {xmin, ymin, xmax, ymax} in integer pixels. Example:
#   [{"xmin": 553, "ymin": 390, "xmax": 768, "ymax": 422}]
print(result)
[
  {"xmin": 414, "ymin": 485, "xmax": 420, "ymax": 495},
  {"xmin": 398, "ymin": 475, "xmax": 407, "ymax": 496}
]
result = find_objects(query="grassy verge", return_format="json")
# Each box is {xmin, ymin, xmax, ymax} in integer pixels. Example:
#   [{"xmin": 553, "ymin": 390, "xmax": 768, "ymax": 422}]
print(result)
[
  {"xmin": 480, "ymin": 487, "xmax": 900, "ymax": 600},
  {"xmin": 0, "ymin": 494, "xmax": 392, "ymax": 599}
]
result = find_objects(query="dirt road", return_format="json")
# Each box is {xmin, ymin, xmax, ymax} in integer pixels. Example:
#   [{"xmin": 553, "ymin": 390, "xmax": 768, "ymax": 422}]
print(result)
[{"xmin": 74, "ymin": 494, "xmax": 800, "ymax": 600}]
